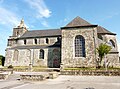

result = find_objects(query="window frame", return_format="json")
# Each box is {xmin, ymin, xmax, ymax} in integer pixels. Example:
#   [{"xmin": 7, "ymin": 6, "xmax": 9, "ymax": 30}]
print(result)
[
  {"xmin": 39, "ymin": 49, "xmax": 44, "ymax": 59},
  {"xmin": 74, "ymin": 35, "xmax": 86, "ymax": 57},
  {"xmin": 109, "ymin": 39, "xmax": 115, "ymax": 48}
]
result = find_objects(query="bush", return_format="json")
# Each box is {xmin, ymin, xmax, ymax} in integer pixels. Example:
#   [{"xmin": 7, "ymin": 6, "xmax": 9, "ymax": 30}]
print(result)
[{"xmin": 8, "ymin": 65, "xmax": 13, "ymax": 68}]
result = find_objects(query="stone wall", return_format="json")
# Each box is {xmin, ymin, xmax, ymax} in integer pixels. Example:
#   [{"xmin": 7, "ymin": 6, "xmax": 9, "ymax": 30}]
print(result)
[
  {"xmin": 5, "ymin": 47, "xmax": 61, "ymax": 67},
  {"xmin": 61, "ymin": 27, "xmax": 98, "ymax": 68},
  {"xmin": 105, "ymin": 53, "xmax": 119, "ymax": 67},
  {"xmin": 60, "ymin": 70, "xmax": 120, "ymax": 76},
  {"xmin": 100, "ymin": 34, "xmax": 118, "ymax": 52},
  {"xmin": 97, "ymin": 34, "xmax": 119, "ymax": 67},
  {"xmin": 17, "ymin": 37, "xmax": 58, "ymax": 46}
]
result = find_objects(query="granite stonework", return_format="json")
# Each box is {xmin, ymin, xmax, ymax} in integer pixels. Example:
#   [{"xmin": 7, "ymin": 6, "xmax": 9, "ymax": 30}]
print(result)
[
  {"xmin": 61, "ymin": 27, "xmax": 98, "ymax": 67},
  {"xmin": 5, "ymin": 16, "xmax": 120, "ymax": 68},
  {"xmin": 5, "ymin": 48, "xmax": 61, "ymax": 67}
]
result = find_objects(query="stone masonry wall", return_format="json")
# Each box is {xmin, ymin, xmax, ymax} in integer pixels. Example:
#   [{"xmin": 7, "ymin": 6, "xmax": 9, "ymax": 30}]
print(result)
[
  {"xmin": 61, "ymin": 27, "xmax": 98, "ymax": 68},
  {"xmin": 5, "ymin": 47, "xmax": 61, "ymax": 67}
]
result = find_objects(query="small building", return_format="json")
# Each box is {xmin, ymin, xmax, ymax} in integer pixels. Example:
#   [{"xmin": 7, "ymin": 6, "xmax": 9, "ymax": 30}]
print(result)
[{"xmin": 5, "ymin": 16, "xmax": 120, "ymax": 68}]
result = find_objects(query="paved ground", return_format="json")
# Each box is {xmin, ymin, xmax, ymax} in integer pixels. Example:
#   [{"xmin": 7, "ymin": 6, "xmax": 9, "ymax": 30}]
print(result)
[{"xmin": 0, "ymin": 72, "xmax": 120, "ymax": 89}]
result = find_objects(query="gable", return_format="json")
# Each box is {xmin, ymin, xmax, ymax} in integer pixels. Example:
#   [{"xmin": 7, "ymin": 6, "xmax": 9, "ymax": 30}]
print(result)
[{"xmin": 65, "ymin": 16, "xmax": 92, "ymax": 27}]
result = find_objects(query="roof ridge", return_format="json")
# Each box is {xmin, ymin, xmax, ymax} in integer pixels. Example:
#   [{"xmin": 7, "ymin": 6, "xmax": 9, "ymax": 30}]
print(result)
[{"xmin": 28, "ymin": 29, "xmax": 60, "ymax": 32}]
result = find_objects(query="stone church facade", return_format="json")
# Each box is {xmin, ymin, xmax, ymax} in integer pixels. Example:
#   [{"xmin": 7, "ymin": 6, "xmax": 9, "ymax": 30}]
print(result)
[{"xmin": 5, "ymin": 16, "xmax": 120, "ymax": 68}]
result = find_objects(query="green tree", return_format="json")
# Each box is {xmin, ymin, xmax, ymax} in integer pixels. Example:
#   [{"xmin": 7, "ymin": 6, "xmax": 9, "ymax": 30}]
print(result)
[
  {"xmin": 0, "ymin": 55, "xmax": 5, "ymax": 66},
  {"xmin": 96, "ymin": 43, "xmax": 111, "ymax": 68}
]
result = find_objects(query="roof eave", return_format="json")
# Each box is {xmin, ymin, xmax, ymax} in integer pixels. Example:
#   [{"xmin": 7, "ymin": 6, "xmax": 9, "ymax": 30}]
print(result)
[
  {"xmin": 18, "ymin": 35, "xmax": 61, "ymax": 39},
  {"xmin": 61, "ymin": 25, "xmax": 98, "ymax": 29},
  {"xmin": 97, "ymin": 33, "xmax": 116, "ymax": 35}
]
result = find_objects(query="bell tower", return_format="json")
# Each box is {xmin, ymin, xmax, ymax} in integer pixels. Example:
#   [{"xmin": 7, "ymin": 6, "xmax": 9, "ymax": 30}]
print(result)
[{"xmin": 12, "ymin": 19, "xmax": 28, "ymax": 37}]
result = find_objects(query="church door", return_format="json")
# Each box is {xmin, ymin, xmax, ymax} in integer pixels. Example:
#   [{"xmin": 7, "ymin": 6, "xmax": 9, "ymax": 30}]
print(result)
[
  {"xmin": 52, "ymin": 49, "xmax": 61, "ymax": 68},
  {"xmin": 48, "ymin": 49, "xmax": 61, "ymax": 68}
]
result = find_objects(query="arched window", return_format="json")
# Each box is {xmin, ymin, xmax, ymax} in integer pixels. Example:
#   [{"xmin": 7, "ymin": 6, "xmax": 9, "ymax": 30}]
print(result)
[
  {"xmin": 75, "ymin": 35, "xmax": 85, "ymax": 57},
  {"xmin": 14, "ymin": 49, "xmax": 19, "ymax": 61},
  {"xmin": 39, "ymin": 49, "xmax": 44, "ymax": 59},
  {"xmin": 24, "ymin": 39, "xmax": 26, "ymax": 45},
  {"xmin": 109, "ymin": 40, "xmax": 115, "ymax": 48},
  {"xmin": 34, "ymin": 39, "xmax": 37, "ymax": 44}
]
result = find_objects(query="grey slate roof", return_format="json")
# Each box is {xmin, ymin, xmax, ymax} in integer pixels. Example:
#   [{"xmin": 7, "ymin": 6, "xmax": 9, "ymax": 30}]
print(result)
[
  {"xmin": 63, "ymin": 16, "xmax": 116, "ymax": 35},
  {"xmin": 19, "ymin": 29, "xmax": 61, "ymax": 39},
  {"xmin": 97, "ymin": 26, "xmax": 116, "ymax": 35},
  {"xmin": 65, "ymin": 16, "xmax": 92, "ymax": 27},
  {"xmin": 19, "ymin": 16, "xmax": 116, "ymax": 39}
]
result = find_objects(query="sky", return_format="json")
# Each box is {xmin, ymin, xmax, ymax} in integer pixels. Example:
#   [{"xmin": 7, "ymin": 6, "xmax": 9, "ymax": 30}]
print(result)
[{"xmin": 0, "ymin": 0, "xmax": 120, "ymax": 56}]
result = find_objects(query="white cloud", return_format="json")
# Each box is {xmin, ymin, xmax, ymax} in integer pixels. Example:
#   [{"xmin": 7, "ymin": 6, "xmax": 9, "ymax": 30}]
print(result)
[
  {"xmin": 25, "ymin": 0, "xmax": 51, "ymax": 18},
  {"xmin": 0, "ymin": 7, "xmax": 19, "ymax": 27},
  {"xmin": 41, "ymin": 20, "xmax": 49, "ymax": 27}
]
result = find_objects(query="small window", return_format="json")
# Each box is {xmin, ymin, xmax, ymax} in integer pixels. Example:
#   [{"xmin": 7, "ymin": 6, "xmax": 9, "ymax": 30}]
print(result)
[
  {"xmin": 24, "ymin": 39, "xmax": 26, "ymax": 45},
  {"xmin": 98, "ymin": 34, "xmax": 103, "ymax": 40},
  {"xmin": 46, "ymin": 38, "xmax": 49, "ymax": 44},
  {"xmin": 109, "ymin": 40, "xmax": 115, "ymax": 48},
  {"xmin": 35, "ymin": 39, "xmax": 37, "ymax": 44},
  {"xmin": 39, "ymin": 49, "xmax": 44, "ymax": 59}
]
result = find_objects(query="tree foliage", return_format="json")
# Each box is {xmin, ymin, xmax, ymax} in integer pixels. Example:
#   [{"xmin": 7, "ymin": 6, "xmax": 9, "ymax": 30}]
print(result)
[
  {"xmin": 0, "ymin": 55, "xmax": 5, "ymax": 66},
  {"xmin": 96, "ymin": 43, "xmax": 111, "ymax": 68}
]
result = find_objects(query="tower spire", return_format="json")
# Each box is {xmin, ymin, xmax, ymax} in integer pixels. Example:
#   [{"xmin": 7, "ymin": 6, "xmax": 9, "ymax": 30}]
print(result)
[{"xmin": 18, "ymin": 18, "xmax": 25, "ymax": 28}]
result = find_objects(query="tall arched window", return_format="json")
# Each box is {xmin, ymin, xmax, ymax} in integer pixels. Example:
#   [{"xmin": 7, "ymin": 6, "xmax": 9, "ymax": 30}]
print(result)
[
  {"xmin": 39, "ymin": 49, "xmax": 44, "ymax": 59},
  {"xmin": 75, "ymin": 35, "xmax": 85, "ymax": 57},
  {"xmin": 14, "ymin": 49, "xmax": 19, "ymax": 61},
  {"xmin": 109, "ymin": 40, "xmax": 115, "ymax": 48}
]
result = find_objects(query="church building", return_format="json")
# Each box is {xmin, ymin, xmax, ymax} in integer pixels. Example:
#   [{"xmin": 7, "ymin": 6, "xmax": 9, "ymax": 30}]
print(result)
[{"xmin": 5, "ymin": 16, "xmax": 120, "ymax": 68}]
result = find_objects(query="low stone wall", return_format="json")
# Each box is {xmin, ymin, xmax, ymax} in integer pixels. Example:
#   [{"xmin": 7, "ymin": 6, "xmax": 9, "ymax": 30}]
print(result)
[
  {"xmin": 49, "ymin": 72, "xmax": 59, "ymax": 79},
  {"xmin": 60, "ymin": 70, "xmax": 120, "ymax": 76},
  {"xmin": 14, "ymin": 68, "xmax": 60, "ymax": 72},
  {"xmin": 20, "ymin": 72, "xmax": 59, "ymax": 81},
  {"xmin": 0, "ymin": 68, "xmax": 13, "ymax": 74},
  {"xmin": 0, "ymin": 72, "xmax": 10, "ymax": 80},
  {"xmin": 21, "ymin": 74, "xmax": 47, "ymax": 81},
  {"xmin": 20, "ymin": 72, "xmax": 49, "ymax": 81}
]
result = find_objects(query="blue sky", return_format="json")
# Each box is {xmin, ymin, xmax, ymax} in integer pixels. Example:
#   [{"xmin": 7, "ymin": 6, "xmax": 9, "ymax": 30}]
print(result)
[{"xmin": 0, "ymin": 0, "xmax": 120, "ymax": 56}]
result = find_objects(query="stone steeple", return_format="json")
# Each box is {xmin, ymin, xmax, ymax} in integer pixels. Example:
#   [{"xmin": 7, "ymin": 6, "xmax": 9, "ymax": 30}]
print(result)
[
  {"xmin": 18, "ymin": 18, "xmax": 26, "ymax": 28},
  {"xmin": 12, "ymin": 18, "xmax": 28, "ymax": 37}
]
